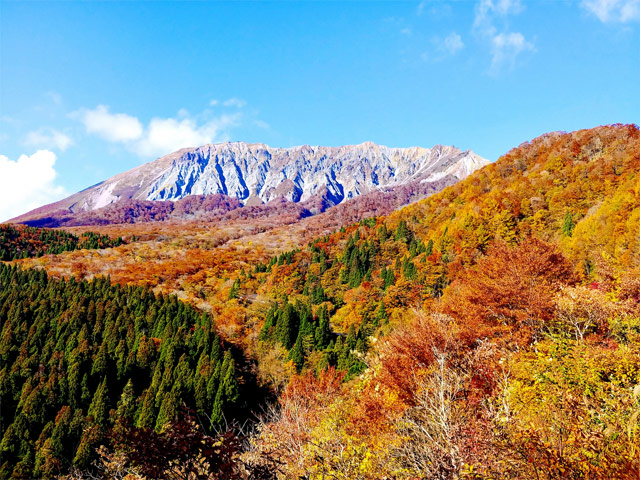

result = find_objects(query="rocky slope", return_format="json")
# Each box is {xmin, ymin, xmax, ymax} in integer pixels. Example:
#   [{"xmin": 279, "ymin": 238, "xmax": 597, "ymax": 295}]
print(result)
[{"xmin": 10, "ymin": 141, "xmax": 489, "ymax": 225}]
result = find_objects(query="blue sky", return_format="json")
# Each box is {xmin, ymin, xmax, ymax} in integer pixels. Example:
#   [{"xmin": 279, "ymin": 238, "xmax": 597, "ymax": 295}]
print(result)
[{"xmin": 0, "ymin": 0, "xmax": 638, "ymax": 221}]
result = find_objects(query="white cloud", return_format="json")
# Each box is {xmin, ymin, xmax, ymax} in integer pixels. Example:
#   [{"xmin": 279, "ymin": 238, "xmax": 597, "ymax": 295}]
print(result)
[
  {"xmin": 209, "ymin": 99, "xmax": 219, "ymax": 106},
  {"xmin": 0, "ymin": 150, "xmax": 68, "ymax": 222},
  {"xmin": 76, "ymin": 105, "xmax": 143, "ymax": 142},
  {"xmin": 133, "ymin": 114, "xmax": 240, "ymax": 157},
  {"xmin": 582, "ymin": 0, "xmax": 640, "ymax": 22},
  {"xmin": 76, "ymin": 105, "xmax": 244, "ymax": 158},
  {"xmin": 474, "ymin": 0, "xmax": 522, "ymax": 36},
  {"xmin": 473, "ymin": 0, "xmax": 533, "ymax": 73},
  {"xmin": 443, "ymin": 32, "xmax": 465, "ymax": 55},
  {"xmin": 24, "ymin": 128, "xmax": 74, "ymax": 151},
  {"xmin": 490, "ymin": 32, "xmax": 535, "ymax": 72},
  {"xmin": 223, "ymin": 98, "xmax": 247, "ymax": 108},
  {"xmin": 424, "ymin": 32, "xmax": 465, "ymax": 61},
  {"xmin": 474, "ymin": 0, "xmax": 524, "ymax": 35}
]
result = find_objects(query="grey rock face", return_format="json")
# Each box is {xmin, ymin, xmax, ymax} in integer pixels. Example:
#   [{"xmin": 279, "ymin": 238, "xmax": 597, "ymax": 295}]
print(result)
[{"xmin": 13, "ymin": 141, "xmax": 490, "ymax": 219}]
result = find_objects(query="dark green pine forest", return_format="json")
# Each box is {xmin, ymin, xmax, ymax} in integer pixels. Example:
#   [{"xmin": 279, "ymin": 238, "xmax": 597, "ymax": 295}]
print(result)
[{"xmin": 0, "ymin": 263, "xmax": 241, "ymax": 478}]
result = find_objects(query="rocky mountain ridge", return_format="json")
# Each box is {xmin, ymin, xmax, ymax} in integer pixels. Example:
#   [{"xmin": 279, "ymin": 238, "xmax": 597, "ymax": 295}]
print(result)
[{"xmin": 10, "ymin": 141, "xmax": 489, "ymax": 224}]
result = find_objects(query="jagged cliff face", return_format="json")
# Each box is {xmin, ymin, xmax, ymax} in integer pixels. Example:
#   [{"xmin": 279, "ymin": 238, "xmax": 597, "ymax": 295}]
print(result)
[{"xmin": 10, "ymin": 141, "xmax": 490, "ymax": 223}]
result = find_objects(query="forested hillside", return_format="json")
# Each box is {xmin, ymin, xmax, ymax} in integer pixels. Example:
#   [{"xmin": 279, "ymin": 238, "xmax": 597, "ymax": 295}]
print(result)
[
  {"xmin": 0, "ymin": 224, "xmax": 123, "ymax": 261},
  {"xmin": 0, "ymin": 264, "xmax": 242, "ymax": 478},
  {"xmin": 236, "ymin": 124, "xmax": 640, "ymax": 478},
  {"xmin": 2, "ymin": 124, "xmax": 639, "ymax": 479}
]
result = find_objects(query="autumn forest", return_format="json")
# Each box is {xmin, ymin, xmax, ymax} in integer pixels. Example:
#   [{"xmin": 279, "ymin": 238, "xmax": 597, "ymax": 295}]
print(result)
[{"xmin": 1, "ymin": 124, "xmax": 640, "ymax": 479}]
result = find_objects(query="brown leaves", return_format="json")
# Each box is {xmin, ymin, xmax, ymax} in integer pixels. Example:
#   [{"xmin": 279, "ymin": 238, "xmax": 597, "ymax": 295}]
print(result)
[{"xmin": 443, "ymin": 237, "xmax": 576, "ymax": 344}]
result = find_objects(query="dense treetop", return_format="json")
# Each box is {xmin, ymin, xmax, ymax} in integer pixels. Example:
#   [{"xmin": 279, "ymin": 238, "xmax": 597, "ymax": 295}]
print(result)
[
  {"xmin": 0, "ymin": 264, "xmax": 241, "ymax": 478},
  {"xmin": 1, "ymin": 125, "xmax": 639, "ymax": 479},
  {"xmin": 0, "ymin": 224, "xmax": 123, "ymax": 261}
]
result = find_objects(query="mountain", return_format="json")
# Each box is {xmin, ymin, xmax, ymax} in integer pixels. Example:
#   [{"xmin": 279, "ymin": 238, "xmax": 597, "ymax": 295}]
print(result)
[
  {"xmin": 4, "ymin": 124, "xmax": 640, "ymax": 479},
  {"xmin": 9, "ymin": 141, "xmax": 488, "ymax": 226}
]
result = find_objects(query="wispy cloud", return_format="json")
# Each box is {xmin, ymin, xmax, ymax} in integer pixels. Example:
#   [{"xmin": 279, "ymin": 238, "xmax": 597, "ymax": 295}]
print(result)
[
  {"xmin": 45, "ymin": 91, "xmax": 63, "ymax": 106},
  {"xmin": 421, "ymin": 32, "xmax": 465, "ymax": 62},
  {"xmin": 24, "ymin": 128, "xmax": 74, "ymax": 152},
  {"xmin": 416, "ymin": 0, "xmax": 452, "ymax": 17},
  {"xmin": 0, "ymin": 150, "xmax": 68, "ymax": 221},
  {"xmin": 222, "ymin": 97, "xmax": 247, "ymax": 108},
  {"xmin": 442, "ymin": 32, "xmax": 465, "ymax": 55},
  {"xmin": 75, "ymin": 104, "xmax": 244, "ymax": 158},
  {"xmin": 473, "ymin": 0, "xmax": 534, "ymax": 74},
  {"xmin": 581, "ymin": 0, "xmax": 640, "ymax": 22},
  {"xmin": 474, "ymin": 0, "xmax": 523, "ymax": 36},
  {"xmin": 491, "ymin": 32, "xmax": 535, "ymax": 72}
]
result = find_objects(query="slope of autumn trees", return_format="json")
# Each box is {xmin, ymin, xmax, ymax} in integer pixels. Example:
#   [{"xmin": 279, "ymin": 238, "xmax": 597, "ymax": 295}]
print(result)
[
  {"xmin": 0, "ymin": 264, "xmax": 243, "ymax": 478},
  {"xmin": 386, "ymin": 123, "xmax": 640, "ymax": 272},
  {"xmin": 1, "ymin": 124, "xmax": 639, "ymax": 479},
  {"xmin": 236, "ymin": 124, "xmax": 640, "ymax": 478},
  {"xmin": 0, "ymin": 224, "xmax": 123, "ymax": 261}
]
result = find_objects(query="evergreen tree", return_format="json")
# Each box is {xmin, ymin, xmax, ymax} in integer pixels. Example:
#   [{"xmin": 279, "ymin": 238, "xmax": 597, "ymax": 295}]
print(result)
[
  {"xmin": 228, "ymin": 279, "xmax": 240, "ymax": 300},
  {"xmin": 289, "ymin": 332, "xmax": 305, "ymax": 372},
  {"xmin": 394, "ymin": 220, "xmax": 412, "ymax": 243},
  {"xmin": 194, "ymin": 375, "xmax": 208, "ymax": 416},
  {"xmin": 221, "ymin": 353, "xmax": 240, "ymax": 405},
  {"xmin": 314, "ymin": 305, "xmax": 332, "ymax": 349},
  {"xmin": 402, "ymin": 257, "xmax": 417, "ymax": 280},
  {"xmin": 259, "ymin": 304, "xmax": 277, "ymax": 341},
  {"xmin": 562, "ymin": 210, "xmax": 575, "ymax": 237},
  {"xmin": 155, "ymin": 391, "xmax": 179, "ymax": 431},
  {"xmin": 136, "ymin": 390, "xmax": 156, "ymax": 429},
  {"xmin": 425, "ymin": 238, "xmax": 434, "ymax": 256},
  {"xmin": 276, "ymin": 303, "xmax": 299, "ymax": 349},
  {"xmin": 374, "ymin": 301, "xmax": 389, "ymax": 326},
  {"xmin": 115, "ymin": 379, "xmax": 136, "ymax": 420},
  {"xmin": 87, "ymin": 379, "xmax": 109, "ymax": 428},
  {"xmin": 91, "ymin": 343, "xmax": 108, "ymax": 377},
  {"xmin": 384, "ymin": 269, "xmax": 396, "ymax": 289},
  {"xmin": 211, "ymin": 385, "xmax": 225, "ymax": 426}
]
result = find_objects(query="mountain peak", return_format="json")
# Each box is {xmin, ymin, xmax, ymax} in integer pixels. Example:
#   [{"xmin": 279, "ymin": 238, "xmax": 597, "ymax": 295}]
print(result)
[{"xmin": 9, "ymin": 141, "xmax": 490, "ymax": 224}]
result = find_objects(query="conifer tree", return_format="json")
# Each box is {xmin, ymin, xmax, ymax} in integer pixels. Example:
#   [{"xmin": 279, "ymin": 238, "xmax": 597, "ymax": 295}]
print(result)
[
  {"xmin": 276, "ymin": 303, "xmax": 298, "ymax": 349},
  {"xmin": 155, "ymin": 390, "xmax": 178, "ymax": 431},
  {"xmin": 136, "ymin": 390, "xmax": 156, "ymax": 429},
  {"xmin": 374, "ymin": 301, "xmax": 389, "ymax": 325},
  {"xmin": 91, "ymin": 343, "xmax": 108, "ymax": 377},
  {"xmin": 88, "ymin": 379, "xmax": 109, "ymax": 428},
  {"xmin": 289, "ymin": 332, "xmax": 305, "ymax": 372},
  {"xmin": 562, "ymin": 210, "xmax": 575, "ymax": 237},
  {"xmin": 221, "ymin": 352, "xmax": 240, "ymax": 406},
  {"xmin": 384, "ymin": 268, "xmax": 396, "ymax": 289},
  {"xmin": 228, "ymin": 279, "xmax": 240, "ymax": 300},
  {"xmin": 115, "ymin": 379, "xmax": 136, "ymax": 420},
  {"xmin": 259, "ymin": 305, "xmax": 277, "ymax": 341},
  {"xmin": 195, "ymin": 375, "xmax": 208, "ymax": 416},
  {"xmin": 425, "ymin": 238, "xmax": 434, "ymax": 256},
  {"xmin": 314, "ymin": 305, "xmax": 332, "ymax": 349},
  {"xmin": 211, "ymin": 386, "xmax": 225, "ymax": 426}
]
